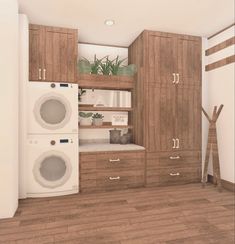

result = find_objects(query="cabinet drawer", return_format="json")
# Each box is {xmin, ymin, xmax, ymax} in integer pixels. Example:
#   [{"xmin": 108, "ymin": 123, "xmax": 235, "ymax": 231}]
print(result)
[
  {"xmin": 80, "ymin": 151, "xmax": 145, "ymax": 162},
  {"xmin": 96, "ymin": 158, "xmax": 144, "ymax": 170},
  {"xmin": 80, "ymin": 150, "xmax": 146, "ymax": 192},
  {"xmin": 96, "ymin": 170, "xmax": 145, "ymax": 190},
  {"xmin": 157, "ymin": 167, "xmax": 201, "ymax": 185},
  {"xmin": 147, "ymin": 151, "xmax": 200, "ymax": 169},
  {"xmin": 147, "ymin": 167, "xmax": 201, "ymax": 186}
]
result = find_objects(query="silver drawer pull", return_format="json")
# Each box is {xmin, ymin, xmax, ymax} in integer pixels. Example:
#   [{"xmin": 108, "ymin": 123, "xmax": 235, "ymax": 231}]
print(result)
[
  {"xmin": 176, "ymin": 138, "xmax": 180, "ymax": 149},
  {"xmin": 43, "ymin": 68, "xmax": 46, "ymax": 80},
  {"xmin": 170, "ymin": 172, "xmax": 180, "ymax": 176},
  {"xmin": 109, "ymin": 176, "xmax": 120, "ymax": 180},
  {"xmin": 172, "ymin": 73, "xmax": 176, "ymax": 84},
  {"xmin": 172, "ymin": 139, "xmax": 176, "ymax": 148},
  {"xmin": 38, "ymin": 68, "xmax": 42, "ymax": 80},
  {"xmin": 109, "ymin": 158, "xmax": 120, "ymax": 162},
  {"xmin": 176, "ymin": 73, "xmax": 180, "ymax": 84},
  {"xmin": 169, "ymin": 156, "xmax": 180, "ymax": 160}
]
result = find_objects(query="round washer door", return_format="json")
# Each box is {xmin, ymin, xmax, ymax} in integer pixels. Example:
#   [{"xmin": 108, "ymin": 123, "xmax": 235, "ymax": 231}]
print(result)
[
  {"xmin": 34, "ymin": 93, "xmax": 72, "ymax": 130},
  {"xmin": 33, "ymin": 151, "xmax": 72, "ymax": 188}
]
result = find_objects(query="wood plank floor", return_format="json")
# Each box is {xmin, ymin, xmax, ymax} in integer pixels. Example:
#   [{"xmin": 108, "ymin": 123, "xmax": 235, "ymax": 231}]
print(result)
[{"xmin": 0, "ymin": 183, "xmax": 234, "ymax": 244}]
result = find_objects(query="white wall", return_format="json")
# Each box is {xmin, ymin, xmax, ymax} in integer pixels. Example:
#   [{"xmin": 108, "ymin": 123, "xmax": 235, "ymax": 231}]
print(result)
[
  {"xmin": 78, "ymin": 44, "xmax": 129, "ymax": 142},
  {"xmin": 203, "ymin": 26, "xmax": 235, "ymax": 183},
  {"xmin": 0, "ymin": 0, "xmax": 19, "ymax": 218},
  {"xmin": 19, "ymin": 14, "xmax": 28, "ymax": 199}
]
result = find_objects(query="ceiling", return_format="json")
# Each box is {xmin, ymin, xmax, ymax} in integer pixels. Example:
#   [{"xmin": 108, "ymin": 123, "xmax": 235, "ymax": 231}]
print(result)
[{"xmin": 18, "ymin": 0, "xmax": 234, "ymax": 47}]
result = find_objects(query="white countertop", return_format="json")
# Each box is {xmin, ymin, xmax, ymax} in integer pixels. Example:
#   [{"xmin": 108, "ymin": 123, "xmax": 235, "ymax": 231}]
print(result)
[{"xmin": 79, "ymin": 143, "xmax": 145, "ymax": 152}]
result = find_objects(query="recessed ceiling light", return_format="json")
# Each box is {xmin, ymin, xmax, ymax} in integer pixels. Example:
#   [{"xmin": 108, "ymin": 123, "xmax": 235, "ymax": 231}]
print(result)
[{"xmin": 104, "ymin": 19, "xmax": 115, "ymax": 26}]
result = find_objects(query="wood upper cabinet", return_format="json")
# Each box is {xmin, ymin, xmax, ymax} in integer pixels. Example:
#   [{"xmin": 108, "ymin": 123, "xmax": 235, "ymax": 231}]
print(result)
[
  {"xmin": 129, "ymin": 30, "xmax": 202, "ymax": 153},
  {"xmin": 29, "ymin": 25, "xmax": 44, "ymax": 81},
  {"xmin": 148, "ymin": 33, "xmax": 177, "ymax": 86},
  {"xmin": 29, "ymin": 24, "xmax": 78, "ymax": 83},
  {"xmin": 177, "ymin": 37, "xmax": 201, "ymax": 87},
  {"xmin": 147, "ymin": 32, "xmax": 201, "ymax": 87}
]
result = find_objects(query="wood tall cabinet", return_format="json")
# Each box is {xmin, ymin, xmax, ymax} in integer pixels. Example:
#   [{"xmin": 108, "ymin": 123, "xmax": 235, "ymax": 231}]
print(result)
[
  {"xmin": 29, "ymin": 24, "xmax": 78, "ymax": 83},
  {"xmin": 129, "ymin": 30, "xmax": 202, "ymax": 186}
]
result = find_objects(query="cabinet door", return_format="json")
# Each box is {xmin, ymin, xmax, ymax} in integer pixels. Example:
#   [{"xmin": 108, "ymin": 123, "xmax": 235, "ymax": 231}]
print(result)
[
  {"xmin": 29, "ymin": 25, "xmax": 44, "ymax": 81},
  {"xmin": 148, "ymin": 34, "xmax": 177, "ymax": 86},
  {"xmin": 175, "ymin": 86, "xmax": 201, "ymax": 151},
  {"xmin": 146, "ymin": 84, "xmax": 176, "ymax": 152},
  {"xmin": 177, "ymin": 37, "xmax": 201, "ymax": 87},
  {"xmin": 44, "ymin": 27, "xmax": 77, "ymax": 83}
]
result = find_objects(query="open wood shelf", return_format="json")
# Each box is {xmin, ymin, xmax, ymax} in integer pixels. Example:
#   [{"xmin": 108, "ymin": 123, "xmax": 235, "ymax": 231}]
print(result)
[
  {"xmin": 79, "ymin": 105, "xmax": 133, "ymax": 112},
  {"xmin": 78, "ymin": 74, "xmax": 134, "ymax": 90},
  {"xmin": 79, "ymin": 122, "xmax": 133, "ymax": 129}
]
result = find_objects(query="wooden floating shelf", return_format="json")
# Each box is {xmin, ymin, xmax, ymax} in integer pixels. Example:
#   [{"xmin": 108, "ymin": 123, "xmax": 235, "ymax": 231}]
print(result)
[
  {"xmin": 78, "ymin": 74, "xmax": 134, "ymax": 90},
  {"xmin": 79, "ymin": 122, "xmax": 133, "ymax": 129},
  {"xmin": 79, "ymin": 106, "xmax": 133, "ymax": 112}
]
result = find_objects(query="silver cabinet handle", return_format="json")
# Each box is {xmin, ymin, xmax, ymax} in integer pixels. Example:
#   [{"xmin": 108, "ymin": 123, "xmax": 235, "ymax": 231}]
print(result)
[
  {"xmin": 176, "ymin": 73, "xmax": 180, "ymax": 84},
  {"xmin": 109, "ymin": 176, "xmax": 120, "ymax": 180},
  {"xmin": 176, "ymin": 138, "xmax": 180, "ymax": 149},
  {"xmin": 172, "ymin": 73, "xmax": 176, "ymax": 84},
  {"xmin": 170, "ymin": 172, "xmax": 180, "ymax": 176},
  {"xmin": 38, "ymin": 68, "xmax": 42, "ymax": 80},
  {"xmin": 169, "ymin": 156, "xmax": 180, "ymax": 160},
  {"xmin": 109, "ymin": 158, "xmax": 120, "ymax": 163},
  {"xmin": 43, "ymin": 69, "xmax": 46, "ymax": 80},
  {"xmin": 172, "ymin": 138, "xmax": 176, "ymax": 148}
]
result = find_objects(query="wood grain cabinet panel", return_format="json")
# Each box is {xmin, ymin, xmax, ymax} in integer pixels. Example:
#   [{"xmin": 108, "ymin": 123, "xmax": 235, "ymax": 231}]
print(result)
[
  {"xmin": 29, "ymin": 25, "xmax": 44, "ymax": 81},
  {"xmin": 129, "ymin": 30, "xmax": 202, "ymax": 187},
  {"xmin": 80, "ymin": 151, "xmax": 145, "ymax": 192},
  {"xmin": 175, "ymin": 86, "xmax": 201, "ymax": 151},
  {"xmin": 177, "ymin": 37, "xmax": 202, "ymax": 87},
  {"xmin": 146, "ymin": 151, "xmax": 201, "ymax": 186},
  {"xmin": 29, "ymin": 24, "xmax": 78, "ymax": 83},
  {"xmin": 148, "ymin": 34, "xmax": 177, "ymax": 86},
  {"xmin": 146, "ymin": 84, "xmax": 176, "ymax": 152}
]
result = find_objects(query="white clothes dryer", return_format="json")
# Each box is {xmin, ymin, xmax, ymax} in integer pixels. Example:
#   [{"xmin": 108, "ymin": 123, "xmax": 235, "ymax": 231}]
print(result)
[
  {"xmin": 27, "ymin": 82, "xmax": 78, "ymax": 134},
  {"xmin": 27, "ymin": 134, "xmax": 79, "ymax": 197}
]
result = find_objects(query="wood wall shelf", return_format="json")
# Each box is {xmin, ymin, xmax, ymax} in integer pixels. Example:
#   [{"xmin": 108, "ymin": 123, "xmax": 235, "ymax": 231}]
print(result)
[
  {"xmin": 78, "ymin": 74, "xmax": 134, "ymax": 90},
  {"xmin": 79, "ymin": 106, "xmax": 133, "ymax": 112},
  {"xmin": 79, "ymin": 122, "xmax": 133, "ymax": 129}
]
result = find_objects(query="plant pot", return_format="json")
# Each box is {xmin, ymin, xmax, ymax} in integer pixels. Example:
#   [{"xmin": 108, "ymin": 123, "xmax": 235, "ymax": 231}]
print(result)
[
  {"xmin": 92, "ymin": 118, "xmax": 103, "ymax": 126},
  {"xmin": 80, "ymin": 118, "xmax": 92, "ymax": 126}
]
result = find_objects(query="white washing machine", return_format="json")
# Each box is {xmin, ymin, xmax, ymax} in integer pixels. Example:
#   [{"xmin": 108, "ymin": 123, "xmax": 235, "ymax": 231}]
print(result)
[
  {"xmin": 27, "ymin": 134, "xmax": 79, "ymax": 197},
  {"xmin": 28, "ymin": 82, "xmax": 78, "ymax": 134}
]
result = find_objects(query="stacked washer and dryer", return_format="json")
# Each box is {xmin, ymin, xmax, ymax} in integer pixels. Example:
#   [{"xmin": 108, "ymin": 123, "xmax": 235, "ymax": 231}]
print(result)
[
  {"xmin": 19, "ymin": 16, "xmax": 79, "ymax": 198},
  {"xmin": 26, "ymin": 82, "xmax": 79, "ymax": 197}
]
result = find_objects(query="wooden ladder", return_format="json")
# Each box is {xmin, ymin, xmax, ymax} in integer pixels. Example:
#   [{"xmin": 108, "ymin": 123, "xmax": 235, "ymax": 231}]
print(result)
[{"xmin": 202, "ymin": 105, "xmax": 224, "ymax": 192}]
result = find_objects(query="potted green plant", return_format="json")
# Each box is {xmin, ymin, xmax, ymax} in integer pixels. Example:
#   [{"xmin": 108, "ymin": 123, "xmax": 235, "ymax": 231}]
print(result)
[
  {"xmin": 92, "ymin": 113, "xmax": 104, "ymax": 126},
  {"xmin": 110, "ymin": 56, "xmax": 126, "ymax": 75},
  {"xmin": 100, "ymin": 56, "xmax": 111, "ymax": 75},
  {"xmin": 79, "ymin": 112, "xmax": 93, "ymax": 126}
]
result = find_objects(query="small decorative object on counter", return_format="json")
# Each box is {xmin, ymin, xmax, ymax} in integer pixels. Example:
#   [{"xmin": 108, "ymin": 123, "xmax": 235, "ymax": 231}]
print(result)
[
  {"xmin": 125, "ymin": 131, "xmax": 132, "ymax": 143},
  {"xmin": 120, "ymin": 134, "xmax": 129, "ymax": 144},
  {"xmin": 92, "ymin": 113, "xmax": 104, "ymax": 126},
  {"xmin": 109, "ymin": 129, "xmax": 121, "ymax": 144},
  {"xmin": 120, "ymin": 132, "xmax": 132, "ymax": 144},
  {"xmin": 112, "ymin": 114, "xmax": 128, "ymax": 126},
  {"xmin": 79, "ymin": 112, "xmax": 93, "ymax": 126}
]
